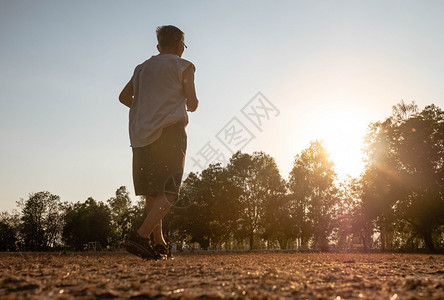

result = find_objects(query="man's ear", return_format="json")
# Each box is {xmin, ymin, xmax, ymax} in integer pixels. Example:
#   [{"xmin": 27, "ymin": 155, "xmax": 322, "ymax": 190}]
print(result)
[{"xmin": 157, "ymin": 45, "xmax": 161, "ymax": 52}]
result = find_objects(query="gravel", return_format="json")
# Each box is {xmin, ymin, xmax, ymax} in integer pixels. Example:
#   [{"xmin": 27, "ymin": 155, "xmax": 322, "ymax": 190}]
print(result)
[{"xmin": 1, "ymin": 252, "xmax": 443, "ymax": 299}]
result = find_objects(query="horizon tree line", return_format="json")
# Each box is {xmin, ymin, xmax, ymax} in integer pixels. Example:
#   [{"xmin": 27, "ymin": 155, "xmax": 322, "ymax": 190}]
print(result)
[{"xmin": 0, "ymin": 101, "xmax": 443, "ymax": 252}]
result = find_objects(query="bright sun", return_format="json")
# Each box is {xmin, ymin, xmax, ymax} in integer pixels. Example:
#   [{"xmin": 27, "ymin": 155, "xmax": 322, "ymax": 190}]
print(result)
[{"xmin": 304, "ymin": 108, "xmax": 367, "ymax": 179}]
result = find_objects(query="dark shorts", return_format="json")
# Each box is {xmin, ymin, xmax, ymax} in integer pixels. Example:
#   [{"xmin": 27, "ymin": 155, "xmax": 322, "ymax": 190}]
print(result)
[{"xmin": 132, "ymin": 122, "xmax": 187, "ymax": 198}]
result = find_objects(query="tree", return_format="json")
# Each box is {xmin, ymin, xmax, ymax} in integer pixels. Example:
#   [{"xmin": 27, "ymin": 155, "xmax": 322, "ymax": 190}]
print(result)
[
  {"xmin": 63, "ymin": 197, "xmax": 112, "ymax": 250},
  {"xmin": 334, "ymin": 178, "xmax": 373, "ymax": 251},
  {"xmin": 392, "ymin": 103, "xmax": 444, "ymax": 250},
  {"xmin": 362, "ymin": 101, "xmax": 444, "ymax": 250},
  {"xmin": 170, "ymin": 164, "xmax": 242, "ymax": 250},
  {"xmin": 107, "ymin": 186, "xmax": 133, "ymax": 247},
  {"xmin": 18, "ymin": 191, "xmax": 65, "ymax": 250},
  {"xmin": 227, "ymin": 151, "xmax": 286, "ymax": 250},
  {"xmin": 0, "ymin": 211, "xmax": 18, "ymax": 251},
  {"xmin": 173, "ymin": 171, "xmax": 211, "ymax": 249},
  {"xmin": 262, "ymin": 193, "xmax": 294, "ymax": 249},
  {"xmin": 361, "ymin": 105, "xmax": 410, "ymax": 250},
  {"xmin": 288, "ymin": 141, "xmax": 338, "ymax": 251}
]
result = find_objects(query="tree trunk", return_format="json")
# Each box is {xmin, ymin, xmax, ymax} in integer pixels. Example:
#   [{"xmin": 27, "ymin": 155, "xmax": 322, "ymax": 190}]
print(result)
[
  {"xmin": 278, "ymin": 238, "xmax": 288, "ymax": 250},
  {"xmin": 422, "ymin": 227, "xmax": 435, "ymax": 251},
  {"xmin": 200, "ymin": 237, "xmax": 210, "ymax": 250},
  {"xmin": 300, "ymin": 231, "xmax": 305, "ymax": 250},
  {"xmin": 318, "ymin": 234, "xmax": 329, "ymax": 252},
  {"xmin": 249, "ymin": 232, "xmax": 254, "ymax": 251},
  {"xmin": 360, "ymin": 232, "xmax": 367, "ymax": 251},
  {"xmin": 380, "ymin": 229, "xmax": 385, "ymax": 251}
]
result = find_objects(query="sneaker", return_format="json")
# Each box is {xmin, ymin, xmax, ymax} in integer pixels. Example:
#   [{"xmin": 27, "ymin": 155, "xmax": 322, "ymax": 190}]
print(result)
[
  {"xmin": 125, "ymin": 233, "xmax": 161, "ymax": 260},
  {"xmin": 154, "ymin": 244, "xmax": 174, "ymax": 260}
]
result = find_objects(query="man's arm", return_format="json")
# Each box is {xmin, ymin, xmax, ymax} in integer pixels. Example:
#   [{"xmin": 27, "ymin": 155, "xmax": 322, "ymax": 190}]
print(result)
[
  {"xmin": 119, "ymin": 78, "xmax": 134, "ymax": 108},
  {"xmin": 182, "ymin": 65, "xmax": 199, "ymax": 112}
]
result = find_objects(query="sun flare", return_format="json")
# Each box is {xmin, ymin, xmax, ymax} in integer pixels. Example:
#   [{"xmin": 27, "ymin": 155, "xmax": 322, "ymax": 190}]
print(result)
[{"xmin": 303, "ymin": 107, "xmax": 367, "ymax": 179}]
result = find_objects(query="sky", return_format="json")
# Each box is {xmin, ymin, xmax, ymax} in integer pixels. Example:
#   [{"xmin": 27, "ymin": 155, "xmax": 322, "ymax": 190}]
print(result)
[{"xmin": 1, "ymin": 0, "xmax": 443, "ymax": 211}]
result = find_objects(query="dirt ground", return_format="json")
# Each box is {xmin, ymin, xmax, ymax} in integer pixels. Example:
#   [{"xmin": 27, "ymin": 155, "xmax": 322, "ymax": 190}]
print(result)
[{"xmin": 1, "ymin": 252, "xmax": 443, "ymax": 299}]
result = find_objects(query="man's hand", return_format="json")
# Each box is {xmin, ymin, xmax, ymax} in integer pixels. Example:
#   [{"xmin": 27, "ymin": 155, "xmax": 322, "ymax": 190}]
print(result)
[
  {"xmin": 182, "ymin": 65, "xmax": 199, "ymax": 112},
  {"xmin": 119, "ymin": 78, "xmax": 134, "ymax": 108}
]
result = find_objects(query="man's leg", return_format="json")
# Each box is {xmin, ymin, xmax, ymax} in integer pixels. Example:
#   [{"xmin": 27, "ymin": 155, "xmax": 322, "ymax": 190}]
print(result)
[
  {"xmin": 137, "ymin": 192, "xmax": 175, "ymax": 240},
  {"xmin": 144, "ymin": 196, "xmax": 166, "ymax": 246},
  {"xmin": 153, "ymin": 220, "xmax": 167, "ymax": 246}
]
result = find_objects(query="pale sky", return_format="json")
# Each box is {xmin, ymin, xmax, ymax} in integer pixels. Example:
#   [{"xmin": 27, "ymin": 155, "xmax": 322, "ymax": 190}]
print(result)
[{"xmin": 1, "ymin": 0, "xmax": 443, "ymax": 211}]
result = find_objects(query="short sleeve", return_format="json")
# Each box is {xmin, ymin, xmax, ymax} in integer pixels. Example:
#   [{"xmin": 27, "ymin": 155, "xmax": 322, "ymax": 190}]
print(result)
[{"xmin": 177, "ymin": 58, "xmax": 195, "ymax": 82}]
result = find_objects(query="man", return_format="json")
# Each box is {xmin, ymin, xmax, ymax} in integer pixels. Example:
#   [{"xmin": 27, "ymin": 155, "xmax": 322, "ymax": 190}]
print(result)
[{"xmin": 119, "ymin": 25, "xmax": 199, "ymax": 259}]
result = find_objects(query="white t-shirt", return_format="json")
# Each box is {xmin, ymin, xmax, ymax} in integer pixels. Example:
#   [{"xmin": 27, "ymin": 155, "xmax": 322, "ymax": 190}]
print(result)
[{"xmin": 129, "ymin": 54, "xmax": 195, "ymax": 148}]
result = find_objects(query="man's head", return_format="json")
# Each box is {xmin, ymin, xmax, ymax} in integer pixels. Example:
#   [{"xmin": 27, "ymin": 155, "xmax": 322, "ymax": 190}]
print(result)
[{"xmin": 156, "ymin": 25, "xmax": 186, "ymax": 57}]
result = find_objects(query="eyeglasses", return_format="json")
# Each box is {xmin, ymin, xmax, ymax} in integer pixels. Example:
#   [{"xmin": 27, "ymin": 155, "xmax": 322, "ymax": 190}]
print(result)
[{"xmin": 182, "ymin": 41, "xmax": 187, "ymax": 49}]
